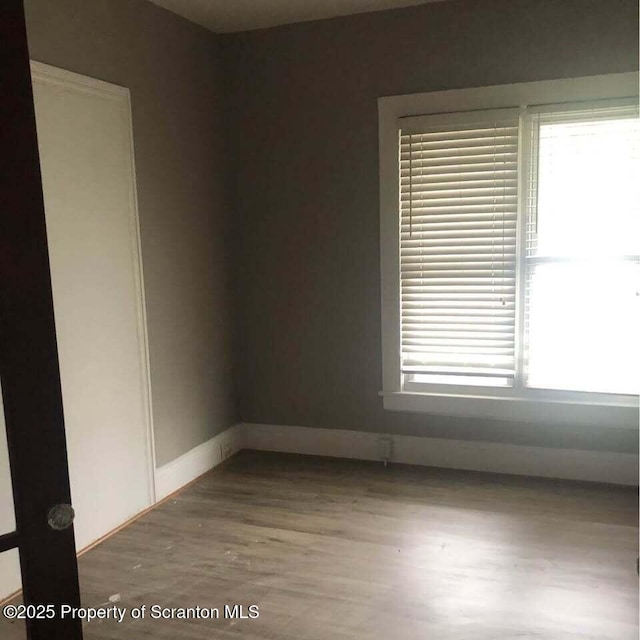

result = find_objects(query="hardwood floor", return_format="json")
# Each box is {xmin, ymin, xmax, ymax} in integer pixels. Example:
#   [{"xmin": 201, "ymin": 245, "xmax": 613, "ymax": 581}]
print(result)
[{"xmin": 2, "ymin": 450, "xmax": 638, "ymax": 639}]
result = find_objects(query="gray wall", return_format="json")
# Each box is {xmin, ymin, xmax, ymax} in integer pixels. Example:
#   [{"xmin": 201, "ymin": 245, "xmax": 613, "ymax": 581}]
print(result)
[
  {"xmin": 222, "ymin": 0, "xmax": 639, "ymax": 453},
  {"xmin": 22, "ymin": 0, "xmax": 639, "ymax": 462},
  {"xmin": 25, "ymin": 0, "xmax": 236, "ymax": 466}
]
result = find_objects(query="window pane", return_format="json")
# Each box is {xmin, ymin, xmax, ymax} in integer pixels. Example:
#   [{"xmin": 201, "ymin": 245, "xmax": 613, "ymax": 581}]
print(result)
[
  {"xmin": 526, "ymin": 261, "xmax": 639, "ymax": 394},
  {"xmin": 525, "ymin": 108, "xmax": 640, "ymax": 395},
  {"xmin": 409, "ymin": 373, "xmax": 512, "ymax": 387},
  {"xmin": 535, "ymin": 117, "xmax": 640, "ymax": 258}
]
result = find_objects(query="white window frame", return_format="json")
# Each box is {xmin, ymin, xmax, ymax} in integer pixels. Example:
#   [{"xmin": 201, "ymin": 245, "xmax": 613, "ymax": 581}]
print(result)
[{"xmin": 378, "ymin": 73, "xmax": 639, "ymax": 427}]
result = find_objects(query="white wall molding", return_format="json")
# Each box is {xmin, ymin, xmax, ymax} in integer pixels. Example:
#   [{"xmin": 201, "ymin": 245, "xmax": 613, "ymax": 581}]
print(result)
[
  {"xmin": 154, "ymin": 420, "xmax": 637, "ymax": 507},
  {"xmin": 155, "ymin": 424, "xmax": 242, "ymax": 500},
  {"xmin": 241, "ymin": 423, "xmax": 639, "ymax": 486}
]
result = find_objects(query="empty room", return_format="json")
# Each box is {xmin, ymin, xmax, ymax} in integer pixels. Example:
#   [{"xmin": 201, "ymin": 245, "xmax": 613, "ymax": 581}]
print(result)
[{"xmin": 0, "ymin": 0, "xmax": 638, "ymax": 638}]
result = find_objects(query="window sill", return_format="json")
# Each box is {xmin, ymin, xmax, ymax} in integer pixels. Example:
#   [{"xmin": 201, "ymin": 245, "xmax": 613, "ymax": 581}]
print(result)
[{"xmin": 380, "ymin": 390, "xmax": 639, "ymax": 429}]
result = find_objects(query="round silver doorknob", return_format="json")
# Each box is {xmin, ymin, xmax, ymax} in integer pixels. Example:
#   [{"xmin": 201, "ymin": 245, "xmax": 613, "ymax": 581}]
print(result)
[{"xmin": 47, "ymin": 504, "xmax": 75, "ymax": 531}]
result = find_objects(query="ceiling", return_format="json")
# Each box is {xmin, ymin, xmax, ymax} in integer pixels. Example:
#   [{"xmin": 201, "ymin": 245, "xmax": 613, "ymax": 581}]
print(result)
[{"xmin": 148, "ymin": 0, "xmax": 448, "ymax": 34}]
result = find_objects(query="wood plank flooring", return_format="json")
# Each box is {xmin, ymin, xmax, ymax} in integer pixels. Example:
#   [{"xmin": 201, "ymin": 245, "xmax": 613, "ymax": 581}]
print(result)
[{"xmin": 2, "ymin": 450, "xmax": 638, "ymax": 639}]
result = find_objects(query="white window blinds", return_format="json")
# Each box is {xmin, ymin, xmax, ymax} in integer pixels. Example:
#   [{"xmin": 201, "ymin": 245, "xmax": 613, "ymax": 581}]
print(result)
[{"xmin": 399, "ymin": 109, "xmax": 520, "ymax": 386}]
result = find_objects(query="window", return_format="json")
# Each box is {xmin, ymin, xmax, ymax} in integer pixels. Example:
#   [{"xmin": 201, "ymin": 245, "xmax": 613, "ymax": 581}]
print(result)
[{"xmin": 378, "ymin": 74, "xmax": 639, "ymax": 426}]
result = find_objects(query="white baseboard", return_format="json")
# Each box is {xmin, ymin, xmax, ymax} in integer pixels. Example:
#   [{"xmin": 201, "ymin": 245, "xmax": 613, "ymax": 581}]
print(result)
[
  {"xmin": 241, "ymin": 423, "xmax": 639, "ymax": 486},
  {"xmin": 152, "ymin": 422, "xmax": 637, "ymax": 504},
  {"xmin": 154, "ymin": 424, "xmax": 242, "ymax": 500}
]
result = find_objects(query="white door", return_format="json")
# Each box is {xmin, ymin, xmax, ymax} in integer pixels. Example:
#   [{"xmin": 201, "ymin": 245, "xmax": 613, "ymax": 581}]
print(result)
[{"xmin": 30, "ymin": 63, "xmax": 154, "ymax": 551}]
